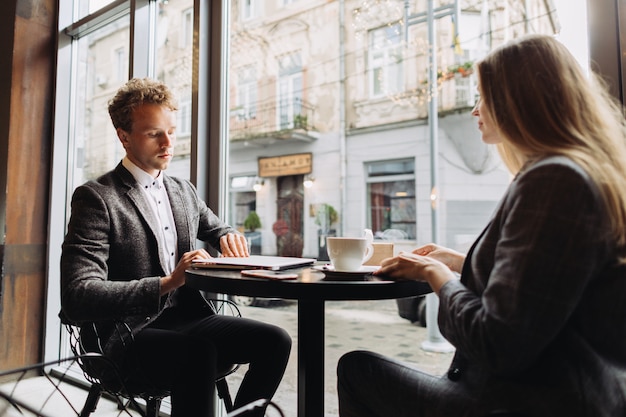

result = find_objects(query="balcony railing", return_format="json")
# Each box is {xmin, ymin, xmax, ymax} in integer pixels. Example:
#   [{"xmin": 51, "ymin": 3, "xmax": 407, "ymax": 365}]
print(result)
[{"xmin": 229, "ymin": 98, "xmax": 317, "ymax": 146}]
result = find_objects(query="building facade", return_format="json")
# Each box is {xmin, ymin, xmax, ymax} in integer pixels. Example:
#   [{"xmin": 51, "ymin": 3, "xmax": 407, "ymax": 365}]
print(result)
[
  {"xmin": 74, "ymin": 0, "xmax": 558, "ymax": 260},
  {"xmin": 225, "ymin": 0, "xmax": 558, "ymax": 257}
]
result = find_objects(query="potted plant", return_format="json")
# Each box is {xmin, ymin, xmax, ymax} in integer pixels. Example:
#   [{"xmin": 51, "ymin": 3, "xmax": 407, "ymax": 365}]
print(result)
[
  {"xmin": 315, "ymin": 203, "xmax": 338, "ymax": 233},
  {"xmin": 244, "ymin": 210, "xmax": 262, "ymax": 232},
  {"xmin": 243, "ymin": 211, "xmax": 262, "ymax": 254},
  {"xmin": 293, "ymin": 114, "xmax": 308, "ymax": 129},
  {"xmin": 315, "ymin": 204, "xmax": 338, "ymax": 260}
]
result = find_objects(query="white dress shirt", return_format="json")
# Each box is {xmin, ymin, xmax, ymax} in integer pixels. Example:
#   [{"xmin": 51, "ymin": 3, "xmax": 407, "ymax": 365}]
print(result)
[{"xmin": 122, "ymin": 157, "xmax": 178, "ymax": 274}]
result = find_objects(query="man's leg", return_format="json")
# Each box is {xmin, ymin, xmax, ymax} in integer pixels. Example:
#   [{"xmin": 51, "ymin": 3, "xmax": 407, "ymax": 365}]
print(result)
[
  {"xmin": 131, "ymin": 327, "xmax": 218, "ymax": 417},
  {"xmin": 180, "ymin": 314, "xmax": 291, "ymax": 416}
]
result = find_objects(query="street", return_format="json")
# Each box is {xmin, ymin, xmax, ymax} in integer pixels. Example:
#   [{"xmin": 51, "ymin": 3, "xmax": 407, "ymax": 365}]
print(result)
[{"xmin": 227, "ymin": 299, "xmax": 454, "ymax": 417}]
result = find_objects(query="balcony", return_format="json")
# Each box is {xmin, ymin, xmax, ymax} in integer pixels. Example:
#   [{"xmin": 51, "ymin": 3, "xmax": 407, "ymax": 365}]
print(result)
[
  {"xmin": 229, "ymin": 98, "xmax": 319, "ymax": 148},
  {"xmin": 352, "ymin": 69, "xmax": 477, "ymax": 129}
]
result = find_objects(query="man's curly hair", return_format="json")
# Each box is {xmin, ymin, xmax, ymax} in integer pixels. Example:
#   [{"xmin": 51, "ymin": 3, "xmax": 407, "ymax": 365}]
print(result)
[{"xmin": 108, "ymin": 78, "xmax": 178, "ymax": 132}]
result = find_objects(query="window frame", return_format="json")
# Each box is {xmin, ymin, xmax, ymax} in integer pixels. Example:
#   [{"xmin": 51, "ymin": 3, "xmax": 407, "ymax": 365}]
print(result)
[{"xmin": 45, "ymin": 0, "xmax": 229, "ymax": 363}]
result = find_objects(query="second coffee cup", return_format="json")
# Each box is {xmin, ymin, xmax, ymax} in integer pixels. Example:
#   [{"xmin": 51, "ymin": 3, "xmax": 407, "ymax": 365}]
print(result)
[{"xmin": 326, "ymin": 237, "xmax": 373, "ymax": 271}]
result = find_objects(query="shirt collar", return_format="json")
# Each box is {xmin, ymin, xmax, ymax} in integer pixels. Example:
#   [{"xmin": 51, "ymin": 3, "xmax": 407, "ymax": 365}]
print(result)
[{"xmin": 122, "ymin": 157, "xmax": 164, "ymax": 190}]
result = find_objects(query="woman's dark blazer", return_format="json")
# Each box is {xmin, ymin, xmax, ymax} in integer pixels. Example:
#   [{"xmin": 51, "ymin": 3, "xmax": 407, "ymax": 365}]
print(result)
[{"xmin": 438, "ymin": 156, "xmax": 626, "ymax": 416}]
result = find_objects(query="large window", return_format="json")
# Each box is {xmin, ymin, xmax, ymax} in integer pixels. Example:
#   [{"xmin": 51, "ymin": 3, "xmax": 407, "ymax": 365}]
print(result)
[
  {"xmin": 59, "ymin": 0, "xmax": 194, "ymax": 188},
  {"xmin": 48, "ymin": 1, "xmax": 592, "ymax": 415},
  {"xmin": 50, "ymin": 0, "xmax": 196, "ymax": 364}
]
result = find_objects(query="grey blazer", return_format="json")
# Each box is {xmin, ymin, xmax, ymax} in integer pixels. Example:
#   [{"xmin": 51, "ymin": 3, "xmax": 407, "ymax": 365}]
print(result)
[
  {"xmin": 60, "ymin": 163, "xmax": 235, "ymax": 363},
  {"xmin": 438, "ymin": 156, "xmax": 626, "ymax": 416}
]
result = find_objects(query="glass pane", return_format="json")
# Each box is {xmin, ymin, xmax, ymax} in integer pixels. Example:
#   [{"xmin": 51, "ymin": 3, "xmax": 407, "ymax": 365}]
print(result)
[
  {"xmin": 226, "ymin": 1, "xmax": 580, "ymax": 415},
  {"xmin": 70, "ymin": 15, "xmax": 130, "ymax": 188},
  {"xmin": 154, "ymin": 0, "xmax": 194, "ymax": 180},
  {"xmin": 73, "ymin": 0, "xmax": 118, "ymax": 20},
  {"xmin": 554, "ymin": 0, "xmax": 589, "ymax": 69}
]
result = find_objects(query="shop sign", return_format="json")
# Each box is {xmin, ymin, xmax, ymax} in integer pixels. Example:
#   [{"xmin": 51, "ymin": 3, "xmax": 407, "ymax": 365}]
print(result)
[{"xmin": 258, "ymin": 153, "xmax": 312, "ymax": 177}]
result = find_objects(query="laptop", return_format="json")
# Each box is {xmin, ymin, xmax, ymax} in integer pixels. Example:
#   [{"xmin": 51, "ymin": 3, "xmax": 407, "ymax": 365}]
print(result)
[{"xmin": 191, "ymin": 255, "xmax": 316, "ymax": 271}]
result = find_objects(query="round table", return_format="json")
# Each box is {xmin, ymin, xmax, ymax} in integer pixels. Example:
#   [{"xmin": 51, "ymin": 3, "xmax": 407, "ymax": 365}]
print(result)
[{"xmin": 185, "ymin": 266, "xmax": 431, "ymax": 417}]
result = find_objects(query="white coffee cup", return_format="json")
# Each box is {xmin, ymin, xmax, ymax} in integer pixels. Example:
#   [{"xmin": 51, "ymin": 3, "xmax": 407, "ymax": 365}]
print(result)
[{"xmin": 327, "ymin": 230, "xmax": 374, "ymax": 271}]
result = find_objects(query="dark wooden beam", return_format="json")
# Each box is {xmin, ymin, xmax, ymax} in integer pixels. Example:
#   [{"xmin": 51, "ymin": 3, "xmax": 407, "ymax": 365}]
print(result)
[{"xmin": 0, "ymin": 0, "xmax": 57, "ymax": 369}]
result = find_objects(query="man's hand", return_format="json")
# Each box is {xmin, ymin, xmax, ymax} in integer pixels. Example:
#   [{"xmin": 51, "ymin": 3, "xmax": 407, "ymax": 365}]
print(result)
[
  {"xmin": 220, "ymin": 233, "xmax": 250, "ymax": 257},
  {"xmin": 160, "ymin": 248, "xmax": 212, "ymax": 295}
]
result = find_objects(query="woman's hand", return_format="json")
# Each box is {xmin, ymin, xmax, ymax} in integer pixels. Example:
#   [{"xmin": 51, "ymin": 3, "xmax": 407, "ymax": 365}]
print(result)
[
  {"xmin": 373, "ymin": 249, "xmax": 457, "ymax": 294},
  {"xmin": 219, "ymin": 233, "xmax": 250, "ymax": 257},
  {"xmin": 412, "ymin": 243, "xmax": 466, "ymax": 274},
  {"xmin": 160, "ymin": 248, "xmax": 212, "ymax": 295}
]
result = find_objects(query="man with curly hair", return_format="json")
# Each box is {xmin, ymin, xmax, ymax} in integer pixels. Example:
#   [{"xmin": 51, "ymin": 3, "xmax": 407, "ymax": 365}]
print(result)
[{"xmin": 61, "ymin": 78, "xmax": 291, "ymax": 417}]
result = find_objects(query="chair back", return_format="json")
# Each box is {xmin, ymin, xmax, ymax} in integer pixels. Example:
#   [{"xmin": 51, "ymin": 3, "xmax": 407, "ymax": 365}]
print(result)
[
  {"xmin": 62, "ymin": 314, "xmax": 171, "ymax": 401},
  {"xmin": 60, "ymin": 297, "xmax": 242, "ymax": 411}
]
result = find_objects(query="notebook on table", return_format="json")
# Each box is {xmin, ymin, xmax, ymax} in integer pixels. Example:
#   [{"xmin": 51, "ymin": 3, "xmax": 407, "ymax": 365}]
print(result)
[{"xmin": 191, "ymin": 255, "xmax": 316, "ymax": 271}]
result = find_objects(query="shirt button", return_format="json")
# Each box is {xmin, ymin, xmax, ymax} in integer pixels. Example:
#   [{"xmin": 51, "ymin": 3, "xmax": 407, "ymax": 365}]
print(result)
[{"xmin": 447, "ymin": 367, "xmax": 462, "ymax": 381}]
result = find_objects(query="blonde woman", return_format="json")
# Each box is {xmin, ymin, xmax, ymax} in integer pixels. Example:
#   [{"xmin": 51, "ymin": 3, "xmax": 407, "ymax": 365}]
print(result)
[{"xmin": 337, "ymin": 34, "xmax": 626, "ymax": 417}]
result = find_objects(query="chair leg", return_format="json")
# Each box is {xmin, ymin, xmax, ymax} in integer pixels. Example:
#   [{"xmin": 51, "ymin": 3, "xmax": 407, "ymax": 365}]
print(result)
[
  {"xmin": 145, "ymin": 397, "xmax": 161, "ymax": 417},
  {"xmin": 79, "ymin": 384, "xmax": 102, "ymax": 417},
  {"xmin": 216, "ymin": 378, "xmax": 233, "ymax": 412}
]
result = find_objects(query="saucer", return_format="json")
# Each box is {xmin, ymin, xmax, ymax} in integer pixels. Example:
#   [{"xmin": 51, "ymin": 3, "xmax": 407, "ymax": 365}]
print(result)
[{"xmin": 312, "ymin": 265, "xmax": 379, "ymax": 281}]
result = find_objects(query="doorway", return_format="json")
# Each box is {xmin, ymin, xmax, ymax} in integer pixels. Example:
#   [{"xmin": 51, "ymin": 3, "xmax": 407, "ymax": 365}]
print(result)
[{"xmin": 275, "ymin": 175, "xmax": 304, "ymax": 257}]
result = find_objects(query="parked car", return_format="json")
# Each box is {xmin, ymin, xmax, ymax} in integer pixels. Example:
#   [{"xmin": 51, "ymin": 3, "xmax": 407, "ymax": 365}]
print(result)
[
  {"xmin": 229, "ymin": 295, "xmax": 263, "ymax": 307},
  {"xmin": 228, "ymin": 295, "xmax": 293, "ymax": 307},
  {"xmin": 396, "ymin": 295, "xmax": 426, "ymax": 327},
  {"xmin": 202, "ymin": 291, "xmax": 266, "ymax": 307}
]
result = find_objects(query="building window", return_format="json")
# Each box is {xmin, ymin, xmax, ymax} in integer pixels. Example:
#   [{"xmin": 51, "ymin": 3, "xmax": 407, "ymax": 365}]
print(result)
[
  {"xmin": 366, "ymin": 159, "xmax": 416, "ymax": 240},
  {"xmin": 236, "ymin": 65, "xmax": 257, "ymax": 120},
  {"xmin": 115, "ymin": 47, "xmax": 126, "ymax": 82},
  {"xmin": 277, "ymin": 52, "xmax": 303, "ymax": 129},
  {"xmin": 368, "ymin": 24, "xmax": 403, "ymax": 98},
  {"xmin": 241, "ymin": 0, "xmax": 258, "ymax": 20},
  {"xmin": 181, "ymin": 8, "xmax": 193, "ymax": 48},
  {"xmin": 177, "ymin": 96, "xmax": 192, "ymax": 136},
  {"xmin": 455, "ymin": 74, "xmax": 475, "ymax": 107}
]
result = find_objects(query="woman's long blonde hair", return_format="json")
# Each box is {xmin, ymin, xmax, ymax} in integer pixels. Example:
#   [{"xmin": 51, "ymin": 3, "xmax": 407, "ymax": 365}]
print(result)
[{"xmin": 477, "ymin": 34, "xmax": 626, "ymax": 259}]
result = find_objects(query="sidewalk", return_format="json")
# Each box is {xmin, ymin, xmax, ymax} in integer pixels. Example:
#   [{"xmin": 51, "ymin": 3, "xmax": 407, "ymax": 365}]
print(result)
[
  {"xmin": 228, "ymin": 299, "xmax": 455, "ymax": 417},
  {"xmin": 0, "ymin": 300, "xmax": 453, "ymax": 417}
]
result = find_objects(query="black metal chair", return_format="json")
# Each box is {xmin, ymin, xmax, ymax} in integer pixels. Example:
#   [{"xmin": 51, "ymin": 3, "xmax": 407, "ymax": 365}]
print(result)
[
  {"xmin": 62, "ymin": 298, "xmax": 241, "ymax": 417},
  {"xmin": 0, "ymin": 356, "xmax": 283, "ymax": 417},
  {"xmin": 0, "ymin": 355, "xmax": 108, "ymax": 417}
]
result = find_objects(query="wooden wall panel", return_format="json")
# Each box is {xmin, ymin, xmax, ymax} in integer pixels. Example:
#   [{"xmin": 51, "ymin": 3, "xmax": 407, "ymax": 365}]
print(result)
[{"xmin": 0, "ymin": 0, "xmax": 56, "ymax": 369}]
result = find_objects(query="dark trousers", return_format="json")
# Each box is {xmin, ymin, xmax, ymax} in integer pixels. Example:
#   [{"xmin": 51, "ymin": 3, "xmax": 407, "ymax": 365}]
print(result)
[
  {"xmin": 130, "ymin": 306, "xmax": 291, "ymax": 417},
  {"xmin": 337, "ymin": 350, "xmax": 473, "ymax": 417}
]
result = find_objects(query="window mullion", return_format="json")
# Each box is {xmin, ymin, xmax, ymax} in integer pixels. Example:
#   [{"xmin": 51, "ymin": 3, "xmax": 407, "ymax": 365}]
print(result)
[{"xmin": 130, "ymin": 0, "xmax": 156, "ymax": 78}]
